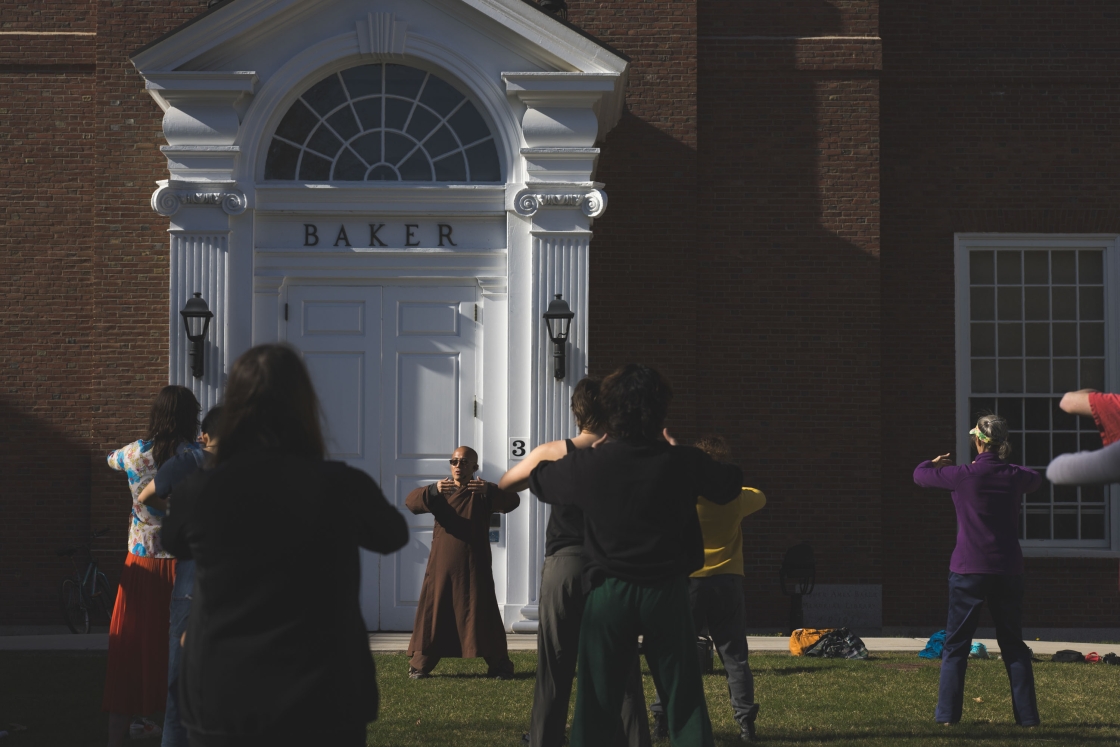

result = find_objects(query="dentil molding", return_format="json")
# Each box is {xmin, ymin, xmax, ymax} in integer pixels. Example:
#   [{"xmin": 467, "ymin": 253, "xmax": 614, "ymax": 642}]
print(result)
[{"xmin": 152, "ymin": 181, "xmax": 248, "ymax": 217}]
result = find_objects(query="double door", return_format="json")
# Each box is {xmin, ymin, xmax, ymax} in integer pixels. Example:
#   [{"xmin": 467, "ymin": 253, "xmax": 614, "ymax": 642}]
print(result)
[{"xmin": 286, "ymin": 284, "xmax": 478, "ymax": 630}]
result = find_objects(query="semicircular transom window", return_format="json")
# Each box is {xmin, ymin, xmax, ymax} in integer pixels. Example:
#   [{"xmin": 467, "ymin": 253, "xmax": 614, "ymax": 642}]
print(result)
[{"xmin": 264, "ymin": 63, "xmax": 502, "ymax": 183}]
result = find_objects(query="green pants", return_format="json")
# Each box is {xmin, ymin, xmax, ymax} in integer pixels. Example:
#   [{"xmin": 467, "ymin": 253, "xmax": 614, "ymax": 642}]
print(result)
[{"xmin": 572, "ymin": 575, "xmax": 713, "ymax": 747}]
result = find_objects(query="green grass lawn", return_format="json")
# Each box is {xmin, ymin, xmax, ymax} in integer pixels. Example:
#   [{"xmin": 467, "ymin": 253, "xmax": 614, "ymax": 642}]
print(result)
[{"xmin": 3, "ymin": 650, "xmax": 1119, "ymax": 746}]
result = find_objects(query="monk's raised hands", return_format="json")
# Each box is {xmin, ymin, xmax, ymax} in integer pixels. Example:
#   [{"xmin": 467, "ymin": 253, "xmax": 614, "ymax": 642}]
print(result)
[
  {"xmin": 466, "ymin": 477, "xmax": 487, "ymax": 492},
  {"xmin": 437, "ymin": 478, "xmax": 457, "ymax": 495}
]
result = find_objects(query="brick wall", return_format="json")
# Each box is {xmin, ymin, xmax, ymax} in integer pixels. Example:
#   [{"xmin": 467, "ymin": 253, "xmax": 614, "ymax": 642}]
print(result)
[
  {"xmin": 0, "ymin": 1, "xmax": 211, "ymax": 624},
  {"xmin": 3, "ymin": 0, "xmax": 1119, "ymax": 630},
  {"xmin": 1, "ymin": 19, "xmax": 98, "ymax": 623},
  {"xmin": 686, "ymin": 1, "xmax": 882, "ymax": 628},
  {"xmin": 881, "ymin": 1, "xmax": 1120, "ymax": 627},
  {"xmin": 568, "ymin": 0, "xmax": 700, "ymax": 437}
]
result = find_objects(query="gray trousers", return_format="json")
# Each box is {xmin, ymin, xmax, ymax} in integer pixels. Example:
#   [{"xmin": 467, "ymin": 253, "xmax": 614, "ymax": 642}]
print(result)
[
  {"xmin": 529, "ymin": 547, "xmax": 651, "ymax": 747},
  {"xmin": 650, "ymin": 575, "xmax": 757, "ymax": 728}
]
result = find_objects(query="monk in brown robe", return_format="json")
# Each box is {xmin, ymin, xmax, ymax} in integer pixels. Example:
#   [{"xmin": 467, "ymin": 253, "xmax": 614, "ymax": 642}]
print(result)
[{"xmin": 406, "ymin": 445, "xmax": 520, "ymax": 678}]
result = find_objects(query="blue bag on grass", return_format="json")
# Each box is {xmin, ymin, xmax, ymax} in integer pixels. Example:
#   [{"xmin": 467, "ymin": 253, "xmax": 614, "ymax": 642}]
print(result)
[{"xmin": 919, "ymin": 630, "xmax": 946, "ymax": 659}]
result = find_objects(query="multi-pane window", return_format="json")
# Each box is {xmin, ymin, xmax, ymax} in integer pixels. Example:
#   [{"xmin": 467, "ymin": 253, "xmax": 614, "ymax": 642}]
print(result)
[
  {"xmin": 959, "ymin": 238, "xmax": 1112, "ymax": 547},
  {"xmin": 264, "ymin": 63, "xmax": 502, "ymax": 183}
]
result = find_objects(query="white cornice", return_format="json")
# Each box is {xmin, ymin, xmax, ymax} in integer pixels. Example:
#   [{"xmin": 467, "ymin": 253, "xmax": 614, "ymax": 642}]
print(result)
[{"xmin": 130, "ymin": 0, "xmax": 627, "ymax": 77}]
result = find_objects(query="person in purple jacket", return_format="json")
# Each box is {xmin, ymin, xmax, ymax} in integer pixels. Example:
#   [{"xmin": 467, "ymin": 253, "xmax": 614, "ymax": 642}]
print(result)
[{"xmin": 913, "ymin": 413, "xmax": 1042, "ymax": 727}]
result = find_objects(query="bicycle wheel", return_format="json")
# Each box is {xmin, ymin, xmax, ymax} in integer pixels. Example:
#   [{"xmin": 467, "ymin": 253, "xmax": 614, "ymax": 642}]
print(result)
[
  {"xmin": 92, "ymin": 572, "xmax": 116, "ymax": 624},
  {"xmin": 60, "ymin": 578, "xmax": 89, "ymax": 634}
]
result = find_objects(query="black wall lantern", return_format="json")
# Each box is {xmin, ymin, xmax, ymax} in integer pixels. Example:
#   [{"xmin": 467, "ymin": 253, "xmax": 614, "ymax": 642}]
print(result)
[
  {"xmin": 542, "ymin": 293, "xmax": 575, "ymax": 380},
  {"xmin": 180, "ymin": 292, "xmax": 213, "ymax": 379}
]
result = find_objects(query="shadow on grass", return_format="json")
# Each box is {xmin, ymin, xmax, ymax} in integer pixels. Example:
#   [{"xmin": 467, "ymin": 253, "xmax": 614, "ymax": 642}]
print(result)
[
  {"xmin": 765, "ymin": 666, "xmax": 825, "ymax": 676},
  {"xmin": 423, "ymin": 671, "xmax": 536, "ymax": 681}
]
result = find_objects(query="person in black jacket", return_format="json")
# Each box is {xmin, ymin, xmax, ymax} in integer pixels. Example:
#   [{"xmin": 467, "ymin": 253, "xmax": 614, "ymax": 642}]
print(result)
[
  {"xmin": 529, "ymin": 364, "xmax": 743, "ymax": 747},
  {"xmin": 161, "ymin": 344, "xmax": 408, "ymax": 747}
]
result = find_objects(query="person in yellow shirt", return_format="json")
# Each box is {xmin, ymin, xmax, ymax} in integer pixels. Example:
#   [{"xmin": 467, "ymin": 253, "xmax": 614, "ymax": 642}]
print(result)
[{"xmin": 649, "ymin": 435, "xmax": 765, "ymax": 743}]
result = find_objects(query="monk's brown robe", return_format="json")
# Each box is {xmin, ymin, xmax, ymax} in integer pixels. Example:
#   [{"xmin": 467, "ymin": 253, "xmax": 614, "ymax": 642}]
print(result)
[{"xmin": 405, "ymin": 481, "xmax": 520, "ymax": 660}]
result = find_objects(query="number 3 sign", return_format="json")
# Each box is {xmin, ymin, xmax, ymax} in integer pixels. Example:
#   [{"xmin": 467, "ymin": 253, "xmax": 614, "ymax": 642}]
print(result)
[{"xmin": 509, "ymin": 437, "xmax": 528, "ymax": 460}]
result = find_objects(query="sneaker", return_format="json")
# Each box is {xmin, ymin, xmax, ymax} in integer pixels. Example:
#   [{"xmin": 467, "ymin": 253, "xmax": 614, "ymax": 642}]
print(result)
[
  {"xmin": 969, "ymin": 642, "xmax": 989, "ymax": 659},
  {"xmin": 129, "ymin": 718, "xmax": 162, "ymax": 740},
  {"xmin": 739, "ymin": 722, "xmax": 757, "ymax": 742},
  {"xmin": 408, "ymin": 667, "xmax": 430, "ymax": 680}
]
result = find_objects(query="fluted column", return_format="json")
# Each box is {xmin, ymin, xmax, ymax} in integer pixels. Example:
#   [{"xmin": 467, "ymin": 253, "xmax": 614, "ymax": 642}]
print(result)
[{"xmin": 153, "ymin": 181, "xmax": 248, "ymax": 411}]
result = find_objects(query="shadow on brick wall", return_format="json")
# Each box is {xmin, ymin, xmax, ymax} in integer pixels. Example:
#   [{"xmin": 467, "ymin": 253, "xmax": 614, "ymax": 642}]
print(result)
[
  {"xmin": 0, "ymin": 398, "xmax": 102, "ymax": 626},
  {"xmin": 695, "ymin": 0, "xmax": 883, "ymax": 631}
]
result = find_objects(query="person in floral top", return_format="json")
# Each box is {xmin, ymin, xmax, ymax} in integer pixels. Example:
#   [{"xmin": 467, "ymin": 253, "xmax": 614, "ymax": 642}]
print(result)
[{"xmin": 103, "ymin": 385, "xmax": 200, "ymax": 747}]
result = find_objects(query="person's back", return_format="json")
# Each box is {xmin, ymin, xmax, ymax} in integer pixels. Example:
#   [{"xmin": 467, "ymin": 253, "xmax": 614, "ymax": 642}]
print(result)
[
  {"xmin": 171, "ymin": 453, "xmax": 395, "ymax": 732},
  {"xmin": 556, "ymin": 439, "xmax": 741, "ymax": 584},
  {"xmin": 914, "ymin": 452, "xmax": 1039, "ymax": 575},
  {"xmin": 161, "ymin": 344, "xmax": 408, "ymax": 745},
  {"xmin": 692, "ymin": 488, "xmax": 766, "ymax": 579}
]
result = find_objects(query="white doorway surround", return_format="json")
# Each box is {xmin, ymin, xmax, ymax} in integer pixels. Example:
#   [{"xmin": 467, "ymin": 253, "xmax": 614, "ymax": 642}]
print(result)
[{"xmin": 133, "ymin": 0, "xmax": 628, "ymax": 631}]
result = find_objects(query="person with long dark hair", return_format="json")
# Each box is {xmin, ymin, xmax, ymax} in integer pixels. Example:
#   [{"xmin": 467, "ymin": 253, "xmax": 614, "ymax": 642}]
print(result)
[
  {"xmin": 104, "ymin": 384, "xmax": 201, "ymax": 746},
  {"xmin": 161, "ymin": 343, "xmax": 408, "ymax": 746},
  {"xmin": 528, "ymin": 364, "xmax": 743, "ymax": 747},
  {"xmin": 913, "ymin": 413, "xmax": 1042, "ymax": 727}
]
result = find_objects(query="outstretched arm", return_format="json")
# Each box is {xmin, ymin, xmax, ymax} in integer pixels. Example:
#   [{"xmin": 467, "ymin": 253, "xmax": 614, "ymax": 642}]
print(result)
[
  {"xmin": 1047, "ymin": 441, "xmax": 1120, "ymax": 486},
  {"xmin": 1059, "ymin": 389, "xmax": 1096, "ymax": 418},
  {"xmin": 913, "ymin": 457, "xmax": 960, "ymax": 490},
  {"xmin": 499, "ymin": 440, "xmax": 567, "ymax": 492}
]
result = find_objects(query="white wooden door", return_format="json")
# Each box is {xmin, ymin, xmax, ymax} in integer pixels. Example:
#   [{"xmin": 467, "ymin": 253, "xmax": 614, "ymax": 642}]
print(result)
[
  {"xmin": 286, "ymin": 285, "xmax": 385, "ymax": 629},
  {"xmin": 379, "ymin": 286, "xmax": 479, "ymax": 631}
]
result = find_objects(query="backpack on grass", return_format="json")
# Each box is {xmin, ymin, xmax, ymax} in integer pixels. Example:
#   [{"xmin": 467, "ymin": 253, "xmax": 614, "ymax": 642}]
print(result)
[
  {"xmin": 803, "ymin": 628, "xmax": 869, "ymax": 660},
  {"xmin": 1051, "ymin": 649, "xmax": 1084, "ymax": 663},
  {"xmin": 789, "ymin": 628, "xmax": 833, "ymax": 656}
]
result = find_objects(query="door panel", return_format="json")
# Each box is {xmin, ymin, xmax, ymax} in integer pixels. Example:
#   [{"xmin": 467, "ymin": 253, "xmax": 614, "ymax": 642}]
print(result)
[
  {"xmin": 379, "ymin": 286, "xmax": 477, "ymax": 631},
  {"xmin": 287, "ymin": 286, "xmax": 383, "ymax": 629},
  {"xmin": 398, "ymin": 353, "xmax": 460, "ymax": 458},
  {"xmin": 284, "ymin": 284, "xmax": 477, "ymax": 631}
]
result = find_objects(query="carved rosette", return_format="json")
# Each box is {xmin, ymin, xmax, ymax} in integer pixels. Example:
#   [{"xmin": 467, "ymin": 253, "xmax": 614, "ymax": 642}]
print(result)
[
  {"xmin": 152, "ymin": 183, "xmax": 248, "ymax": 217},
  {"xmin": 512, "ymin": 187, "xmax": 608, "ymax": 219}
]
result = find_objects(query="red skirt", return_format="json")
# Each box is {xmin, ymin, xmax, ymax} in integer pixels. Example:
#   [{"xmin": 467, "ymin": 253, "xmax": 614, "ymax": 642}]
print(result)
[{"xmin": 102, "ymin": 553, "xmax": 175, "ymax": 714}]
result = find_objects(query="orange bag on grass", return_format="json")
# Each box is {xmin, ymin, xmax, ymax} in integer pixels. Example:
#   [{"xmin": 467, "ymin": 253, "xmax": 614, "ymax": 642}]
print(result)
[{"xmin": 789, "ymin": 628, "xmax": 834, "ymax": 656}]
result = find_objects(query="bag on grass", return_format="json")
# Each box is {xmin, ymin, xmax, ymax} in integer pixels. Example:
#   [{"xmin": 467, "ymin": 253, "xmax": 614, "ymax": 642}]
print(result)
[
  {"xmin": 789, "ymin": 628, "xmax": 833, "ymax": 656},
  {"xmin": 1103, "ymin": 653, "xmax": 1120, "ymax": 666},
  {"xmin": 804, "ymin": 628, "xmax": 869, "ymax": 660},
  {"xmin": 1051, "ymin": 649, "xmax": 1085, "ymax": 663},
  {"xmin": 918, "ymin": 630, "xmax": 946, "ymax": 660}
]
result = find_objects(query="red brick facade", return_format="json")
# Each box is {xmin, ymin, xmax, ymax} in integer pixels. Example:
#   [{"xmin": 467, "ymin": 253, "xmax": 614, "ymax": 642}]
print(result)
[{"xmin": 3, "ymin": 0, "xmax": 1119, "ymax": 632}]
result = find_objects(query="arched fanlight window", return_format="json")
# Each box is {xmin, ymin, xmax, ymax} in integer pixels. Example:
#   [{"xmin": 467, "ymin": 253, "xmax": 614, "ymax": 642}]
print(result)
[{"xmin": 264, "ymin": 63, "xmax": 502, "ymax": 182}]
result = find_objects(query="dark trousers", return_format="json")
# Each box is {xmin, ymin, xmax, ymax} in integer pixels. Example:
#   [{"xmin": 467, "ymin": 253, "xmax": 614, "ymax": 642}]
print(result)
[
  {"xmin": 529, "ymin": 549, "xmax": 650, "ymax": 747},
  {"xmin": 163, "ymin": 559, "xmax": 194, "ymax": 747},
  {"xmin": 937, "ymin": 572, "xmax": 1039, "ymax": 726},
  {"xmin": 650, "ymin": 575, "xmax": 757, "ymax": 728},
  {"xmin": 573, "ymin": 575, "xmax": 713, "ymax": 747}
]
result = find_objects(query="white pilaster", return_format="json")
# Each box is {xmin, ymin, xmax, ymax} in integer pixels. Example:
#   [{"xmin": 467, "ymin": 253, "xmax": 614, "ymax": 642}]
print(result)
[
  {"xmin": 503, "ymin": 71, "xmax": 619, "ymax": 632},
  {"xmin": 168, "ymin": 232, "xmax": 228, "ymax": 413}
]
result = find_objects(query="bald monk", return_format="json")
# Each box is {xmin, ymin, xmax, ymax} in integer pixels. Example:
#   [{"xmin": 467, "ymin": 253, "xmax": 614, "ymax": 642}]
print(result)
[{"xmin": 406, "ymin": 446, "xmax": 521, "ymax": 678}]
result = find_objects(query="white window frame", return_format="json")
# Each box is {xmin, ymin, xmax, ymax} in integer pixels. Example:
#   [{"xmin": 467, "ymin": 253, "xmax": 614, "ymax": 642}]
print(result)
[{"xmin": 955, "ymin": 233, "xmax": 1120, "ymax": 558}]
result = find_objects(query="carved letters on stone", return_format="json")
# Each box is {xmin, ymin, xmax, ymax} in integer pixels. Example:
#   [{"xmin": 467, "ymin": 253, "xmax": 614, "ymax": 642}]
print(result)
[
  {"xmin": 513, "ymin": 188, "xmax": 608, "ymax": 219},
  {"xmin": 152, "ymin": 182, "xmax": 248, "ymax": 217}
]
